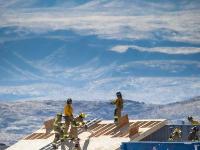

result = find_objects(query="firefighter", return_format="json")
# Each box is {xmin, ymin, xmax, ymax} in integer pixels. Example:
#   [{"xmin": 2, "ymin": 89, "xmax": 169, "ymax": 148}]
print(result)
[
  {"xmin": 63, "ymin": 98, "xmax": 74, "ymax": 134},
  {"xmin": 69, "ymin": 113, "xmax": 87, "ymax": 139},
  {"xmin": 69, "ymin": 113, "xmax": 87, "ymax": 150},
  {"xmin": 52, "ymin": 113, "xmax": 62, "ymax": 149},
  {"xmin": 111, "ymin": 92, "xmax": 124, "ymax": 123},
  {"xmin": 188, "ymin": 116, "xmax": 200, "ymax": 125},
  {"xmin": 169, "ymin": 128, "xmax": 182, "ymax": 141},
  {"xmin": 168, "ymin": 135, "xmax": 173, "ymax": 141},
  {"xmin": 188, "ymin": 126, "xmax": 199, "ymax": 141},
  {"xmin": 60, "ymin": 123, "xmax": 69, "ymax": 142}
]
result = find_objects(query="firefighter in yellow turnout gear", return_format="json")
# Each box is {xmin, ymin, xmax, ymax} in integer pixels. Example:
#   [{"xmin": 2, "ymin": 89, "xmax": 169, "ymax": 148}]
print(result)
[
  {"xmin": 168, "ymin": 128, "xmax": 182, "ymax": 141},
  {"xmin": 111, "ymin": 92, "xmax": 124, "ymax": 123},
  {"xmin": 69, "ymin": 113, "xmax": 87, "ymax": 150},
  {"xmin": 63, "ymin": 98, "xmax": 74, "ymax": 134},
  {"xmin": 60, "ymin": 123, "xmax": 69, "ymax": 142},
  {"xmin": 188, "ymin": 126, "xmax": 199, "ymax": 141},
  {"xmin": 188, "ymin": 116, "xmax": 200, "ymax": 125},
  {"xmin": 52, "ymin": 113, "xmax": 62, "ymax": 149}
]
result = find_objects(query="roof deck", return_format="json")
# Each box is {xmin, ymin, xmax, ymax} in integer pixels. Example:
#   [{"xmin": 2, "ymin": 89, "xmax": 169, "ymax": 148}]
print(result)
[{"xmin": 7, "ymin": 118, "xmax": 167, "ymax": 150}]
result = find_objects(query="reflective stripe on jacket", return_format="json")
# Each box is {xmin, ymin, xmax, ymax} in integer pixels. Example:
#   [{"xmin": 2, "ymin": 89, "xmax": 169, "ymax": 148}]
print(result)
[{"xmin": 53, "ymin": 117, "xmax": 62, "ymax": 131}]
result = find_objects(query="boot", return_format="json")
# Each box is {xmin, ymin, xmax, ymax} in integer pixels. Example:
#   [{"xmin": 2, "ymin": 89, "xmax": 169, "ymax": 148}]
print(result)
[{"xmin": 52, "ymin": 143, "xmax": 57, "ymax": 149}]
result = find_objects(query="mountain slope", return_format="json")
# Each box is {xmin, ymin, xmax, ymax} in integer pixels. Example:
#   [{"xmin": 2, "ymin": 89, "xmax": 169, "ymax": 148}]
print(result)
[
  {"xmin": 137, "ymin": 96, "xmax": 200, "ymax": 121},
  {"xmin": 1, "ymin": 28, "xmax": 200, "ymax": 81}
]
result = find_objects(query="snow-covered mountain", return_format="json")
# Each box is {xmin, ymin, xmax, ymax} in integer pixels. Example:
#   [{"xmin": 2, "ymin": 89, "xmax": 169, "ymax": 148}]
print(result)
[
  {"xmin": 0, "ymin": 97, "xmax": 199, "ymax": 146},
  {"xmin": 0, "ymin": 27, "xmax": 200, "ymax": 103},
  {"xmin": 0, "ymin": 0, "xmax": 200, "ymax": 147},
  {"xmin": 1, "ymin": 27, "xmax": 200, "ymax": 80},
  {"xmin": 0, "ymin": 0, "xmax": 200, "ymax": 103}
]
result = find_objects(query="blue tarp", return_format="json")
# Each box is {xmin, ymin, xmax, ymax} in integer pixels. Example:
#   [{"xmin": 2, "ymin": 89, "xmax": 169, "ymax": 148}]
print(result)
[{"xmin": 121, "ymin": 142, "xmax": 200, "ymax": 150}]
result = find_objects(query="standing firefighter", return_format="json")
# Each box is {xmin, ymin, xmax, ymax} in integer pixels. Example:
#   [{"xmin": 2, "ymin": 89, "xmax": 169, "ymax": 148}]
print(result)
[
  {"xmin": 52, "ymin": 113, "xmax": 62, "ymax": 149},
  {"xmin": 63, "ymin": 98, "xmax": 74, "ymax": 134},
  {"xmin": 111, "ymin": 92, "xmax": 124, "ymax": 123},
  {"xmin": 188, "ymin": 116, "xmax": 200, "ymax": 125}
]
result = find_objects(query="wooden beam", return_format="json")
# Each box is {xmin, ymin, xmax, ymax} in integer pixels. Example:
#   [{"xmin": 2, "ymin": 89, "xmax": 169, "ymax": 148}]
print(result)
[
  {"xmin": 118, "ymin": 114, "xmax": 129, "ymax": 128},
  {"xmin": 129, "ymin": 124, "xmax": 139, "ymax": 137}
]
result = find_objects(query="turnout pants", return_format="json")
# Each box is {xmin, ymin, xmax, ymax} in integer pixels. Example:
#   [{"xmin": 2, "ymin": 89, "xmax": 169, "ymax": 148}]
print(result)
[
  {"xmin": 114, "ymin": 108, "xmax": 122, "ymax": 122},
  {"xmin": 64, "ymin": 116, "xmax": 73, "ymax": 133},
  {"xmin": 69, "ymin": 126, "xmax": 78, "ymax": 139},
  {"xmin": 52, "ymin": 132, "xmax": 60, "ymax": 148}
]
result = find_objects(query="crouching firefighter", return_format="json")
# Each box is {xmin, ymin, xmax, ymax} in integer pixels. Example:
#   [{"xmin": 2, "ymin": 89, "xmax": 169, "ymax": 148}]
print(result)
[
  {"xmin": 168, "ymin": 128, "xmax": 182, "ymax": 141},
  {"xmin": 188, "ymin": 126, "xmax": 199, "ymax": 141},
  {"xmin": 188, "ymin": 116, "xmax": 200, "ymax": 125},
  {"xmin": 111, "ymin": 92, "xmax": 124, "ymax": 123},
  {"xmin": 69, "ymin": 113, "xmax": 87, "ymax": 150},
  {"xmin": 52, "ymin": 113, "xmax": 62, "ymax": 149},
  {"xmin": 60, "ymin": 123, "xmax": 69, "ymax": 142}
]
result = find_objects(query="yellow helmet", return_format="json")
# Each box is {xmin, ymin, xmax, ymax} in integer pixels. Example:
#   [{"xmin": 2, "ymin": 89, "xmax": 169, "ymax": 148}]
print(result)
[{"xmin": 79, "ymin": 113, "xmax": 87, "ymax": 118}]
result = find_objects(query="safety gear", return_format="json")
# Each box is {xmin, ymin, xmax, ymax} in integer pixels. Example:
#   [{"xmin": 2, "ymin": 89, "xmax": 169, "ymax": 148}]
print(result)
[
  {"xmin": 173, "ymin": 128, "xmax": 182, "ymax": 134},
  {"xmin": 64, "ymin": 116, "xmax": 73, "ymax": 134},
  {"xmin": 191, "ymin": 120, "xmax": 200, "ymax": 125},
  {"xmin": 188, "ymin": 126, "xmax": 199, "ymax": 141},
  {"xmin": 67, "ymin": 98, "xmax": 72, "ymax": 104},
  {"xmin": 57, "ymin": 112, "xmax": 62, "ymax": 117},
  {"xmin": 69, "ymin": 125, "xmax": 78, "ymax": 139},
  {"xmin": 188, "ymin": 116, "xmax": 200, "ymax": 125},
  {"xmin": 192, "ymin": 126, "xmax": 199, "ymax": 132},
  {"xmin": 53, "ymin": 114, "xmax": 62, "ymax": 148},
  {"xmin": 52, "ymin": 143, "xmax": 57, "ymax": 149},
  {"xmin": 168, "ymin": 135, "xmax": 173, "ymax": 141},
  {"xmin": 72, "ymin": 120, "xmax": 80, "ymax": 127},
  {"xmin": 114, "ymin": 108, "xmax": 122, "ymax": 123},
  {"xmin": 74, "ymin": 138, "xmax": 81, "ymax": 150},
  {"xmin": 79, "ymin": 113, "xmax": 87, "ymax": 118},
  {"xmin": 71, "ymin": 120, "xmax": 85, "ymax": 128},
  {"xmin": 53, "ymin": 115, "xmax": 62, "ymax": 129},
  {"xmin": 114, "ymin": 117, "xmax": 118, "ymax": 123},
  {"xmin": 53, "ymin": 113, "xmax": 62, "ymax": 130},
  {"xmin": 112, "ymin": 98, "xmax": 123, "ymax": 109},
  {"xmin": 169, "ymin": 128, "xmax": 182, "ymax": 141},
  {"xmin": 69, "ymin": 116, "xmax": 86, "ymax": 139},
  {"xmin": 63, "ymin": 103, "xmax": 73, "ymax": 134},
  {"xmin": 116, "ymin": 92, "xmax": 122, "ymax": 97},
  {"xmin": 60, "ymin": 124, "xmax": 69, "ymax": 142},
  {"xmin": 188, "ymin": 116, "xmax": 193, "ymax": 121},
  {"xmin": 112, "ymin": 93, "xmax": 124, "ymax": 123},
  {"xmin": 64, "ymin": 103, "xmax": 73, "ymax": 117}
]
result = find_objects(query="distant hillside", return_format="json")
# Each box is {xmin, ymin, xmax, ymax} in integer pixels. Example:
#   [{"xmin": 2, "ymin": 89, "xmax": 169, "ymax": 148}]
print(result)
[
  {"xmin": 137, "ymin": 96, "xmax": 200, "ymax": 122},
  {"xmin": 0, "ymin": 97, "xmax": 200, "ymax": 146}
]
